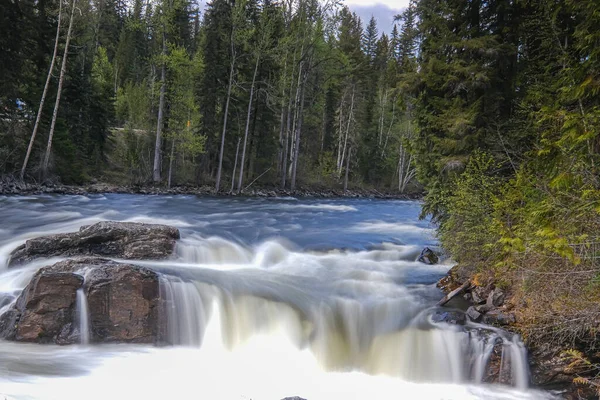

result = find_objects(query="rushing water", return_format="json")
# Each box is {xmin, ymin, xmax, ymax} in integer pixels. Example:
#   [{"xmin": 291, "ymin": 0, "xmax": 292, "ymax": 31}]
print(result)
[{"xmin": 0, "ymin": 194, "xmax": 553, "ymax": 400}]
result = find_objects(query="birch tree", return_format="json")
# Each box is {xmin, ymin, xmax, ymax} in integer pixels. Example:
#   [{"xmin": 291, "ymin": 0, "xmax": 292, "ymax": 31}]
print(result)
[
  {"xmin": 41, "ymin": 0, "xmax": 77, "ymax": 179},
  {"xmin": 21, "ymin": 0, "xmax": 63, "ymax": 181}
]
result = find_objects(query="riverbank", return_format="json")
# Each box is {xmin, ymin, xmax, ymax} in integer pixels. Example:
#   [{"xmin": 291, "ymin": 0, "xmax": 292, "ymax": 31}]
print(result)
[
  {"xmin": 0, "ymin": 179, "xmax": 419, "ymax": 199},
  {"xmin": 437, "ymin": 265, "xmax": 598, "ymax": 400}
]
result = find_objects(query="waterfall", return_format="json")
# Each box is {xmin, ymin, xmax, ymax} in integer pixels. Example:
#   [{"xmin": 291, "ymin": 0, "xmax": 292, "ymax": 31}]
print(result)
[
  {"xmin": 76, "ymin": 288, "xmax": 90, "ymax": 345},
  {"xmin": 157, "ymin": 272, "xmax": 531, "ymax": 387}
]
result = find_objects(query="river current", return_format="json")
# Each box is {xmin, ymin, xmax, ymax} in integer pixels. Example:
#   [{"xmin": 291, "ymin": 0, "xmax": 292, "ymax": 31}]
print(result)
[{"xmin": 0, "ymin": 194, "xmax": 553, "ymax": 400}]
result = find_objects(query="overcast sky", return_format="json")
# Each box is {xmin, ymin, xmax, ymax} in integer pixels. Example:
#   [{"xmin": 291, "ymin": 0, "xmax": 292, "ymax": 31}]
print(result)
[
  {"xmin": 344, "ymin": 0, "xmax": 409, "ymax": 34},
  {"xmin": 196, "ymin": 0, "xmax": 410, "ymax": 35}
]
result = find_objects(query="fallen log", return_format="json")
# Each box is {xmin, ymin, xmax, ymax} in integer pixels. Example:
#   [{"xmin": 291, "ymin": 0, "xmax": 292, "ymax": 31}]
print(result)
[{"xmin": 437, "ymin": 280, "xmax": 471, "ymax": 307}]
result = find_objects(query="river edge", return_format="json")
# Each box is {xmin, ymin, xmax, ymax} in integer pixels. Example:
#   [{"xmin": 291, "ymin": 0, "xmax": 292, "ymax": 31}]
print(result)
[
  {"xmin": 437, "ymin": 266, "xmax": 596, "ymax": 400},
  {"xmin": 0, "ymin": 180, "xmax": 420, "ymax": 200}
]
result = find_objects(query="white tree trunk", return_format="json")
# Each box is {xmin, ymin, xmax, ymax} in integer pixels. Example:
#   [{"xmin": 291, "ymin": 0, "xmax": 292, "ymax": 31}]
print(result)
[
  {"xmin": 153, "ymin": 32, "xmax": 167, "ymax": 183},
  {"xmin": 343, "ymin": 146, "xmax": 351, "ymax": 191},
  {"xmin": 338, "ymin": 86, "xmax": 355, "ymax": 177},
  {"xmin": 216, "ymin": 42, "xmax": 236, "ymax": 192},
  {"xmin": 237, "ymin": 55, "xmax": 260, "ymax": 192},
  {"xmin": 231, "ymin": 136, "xmax": 241, "ymax": 193},
  {"xmin": 21, "ymin": 0, "xmax": 63, "ymax": 181},
  {"xmin": 290, "ymin": 65, "xmax": 305, "ymax": 191},
  {"xmin": 41, "ymin": 0, "xmax": 76, "ymax": 180}
]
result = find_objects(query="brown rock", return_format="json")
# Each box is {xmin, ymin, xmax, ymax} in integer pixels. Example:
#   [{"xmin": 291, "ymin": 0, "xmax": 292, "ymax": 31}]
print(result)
[
  {"xmin": 8, "ymin": 221, "xmax": 180, "ymax": 266},
  {"xmin": 0, "ymin": 258, "xmax": 163, "ymax": 344},
  {"xmin": 85, "ymin": 261, "xmax": 160, "ymax": 343},
  {"xmin": 0, "ymin": 270, "xmax": 83, "ymax": 343}
]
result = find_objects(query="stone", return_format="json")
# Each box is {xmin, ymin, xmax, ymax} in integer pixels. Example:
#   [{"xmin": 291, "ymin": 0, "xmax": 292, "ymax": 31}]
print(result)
[
  {"xmin": 85, "ymin": 260, "xmax": 160, "ymax": 343},
  {"xmin": 431, "ymin": 310, "xmax": 467, "ymax": 325},
  {"xmin": 475, "ymin": 304, "xmax": 492, "ymax": 313},
  {"xmin": 486, "ymin": 288, "xmax": 505, "ymax": 308},
  {"xmin": 466, "ymin": 306, "xmax": 482, "ymax": 322},
  {"xmin": 0, "ymin": 270, "xmax": 83, "ymax": 343},
  {"xmin": 0, "ymin": 258, "xmax": 162, "ymax": 344},
  {"xmin": 471, "ymin": 286, "xmax": 488, "ymax": 304},
  {"xmin": 481, "ymin": 310, "xmax": 516, "ymax": 326},
  {"xmin": 8, "ymin": 221, "xmax": 180, "ymax": 266},
  {"xmin": 417, "ymin": 247, "xmax": 439, "ymax": 265}
]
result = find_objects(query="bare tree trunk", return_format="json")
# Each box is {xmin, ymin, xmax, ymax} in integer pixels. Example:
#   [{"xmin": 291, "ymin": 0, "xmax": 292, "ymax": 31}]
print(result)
[
  {"xmin": 216, "ymin": 39, "xmax": 236, "ymax": 192},
  {"xmin": 21, "ymin": 0, "xmax": 63, "ymax": 181},
  {"xmin": 41, "ymin": 0, "xmax": 76, "ymax": 180},
  {"xmin": 167, "ymin": 138, "xmax": 175, "ymax": 188},
  {"xmin": 381, "ymin": 99, "xmax": 396, "ymax": 158},
  {"xmin": 339, "ymin": 86, "xmax": 355, "ymax": 177},
  {"xmin": 153, "ymin": 32, "xmax": 167, "ymax": 183},
  {"xmin": 290, "ymin": 66, "xmax": 305, "ymax": 192},
  {"xmin": 231, "ymin": 136, "xmax": 241, "ymax": 193},
  {"xmin": 343, "ymin": 146, "xmax": 351, "ymax": 191},
  {"xmin": 280, "ymin": 51, "xmax": 297, "ymax": 189},
  {"xmin": 277, "ymin": 54, "xmax": 288, "ymax": 176},
  {"xmin": 336, "ymin": 91, "xmax": 345, "ymax": 171},
  {"xmin": 237, "ymin": 55, "xmax": 260, "ymax": 192}
]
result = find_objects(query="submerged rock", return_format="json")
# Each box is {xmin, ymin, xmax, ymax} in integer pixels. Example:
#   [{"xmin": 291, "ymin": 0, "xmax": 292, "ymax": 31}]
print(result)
[
  {"xmin": 431, "ymin": 310, "xmax": 467, "ymax": 325},
  {"xmin": 417, "ymin": 247, "xmax": 439, "ymax": 265},
  {"xmin": 0, "ymin": 258, "xmax": 162, "ymax": 344},
  {"xmin": 8, "ymin": 221, "xmax": 180, "ymax": 267}
]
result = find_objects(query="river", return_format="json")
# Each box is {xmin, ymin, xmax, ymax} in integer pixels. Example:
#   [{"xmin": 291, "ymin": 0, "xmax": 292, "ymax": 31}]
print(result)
[{"xmin": 0, "ymin": 194, "xmax": 553, "ymax": 400}]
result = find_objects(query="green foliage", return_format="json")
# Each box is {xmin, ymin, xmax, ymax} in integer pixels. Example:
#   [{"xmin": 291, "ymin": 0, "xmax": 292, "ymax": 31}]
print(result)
[{"xmin": 438, "ymin": 152, "xmax": 502, "ymax": 265}]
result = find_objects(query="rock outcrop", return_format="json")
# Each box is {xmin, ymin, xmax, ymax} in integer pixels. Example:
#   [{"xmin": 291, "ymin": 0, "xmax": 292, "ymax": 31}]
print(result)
[
  {"xmin": 0, "ymin": 258, "xmax": 162, "ymax": 344},
  {"xmin": 417, "ymin": 247, "xmax": 439, "ymax": 264},
  {"xmin": 8, "ymin": 221, "xmax": 180, "ymax": 267}
]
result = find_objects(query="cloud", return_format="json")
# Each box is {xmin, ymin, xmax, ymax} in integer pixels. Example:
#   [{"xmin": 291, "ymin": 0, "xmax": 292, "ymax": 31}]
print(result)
[
  {"xmin": 344, "ymin": 0, "xmax": 409, "ymax": 9},
  {"xmin": 348, "ymin": 3, "xmax": 405, "ymax": 35}
]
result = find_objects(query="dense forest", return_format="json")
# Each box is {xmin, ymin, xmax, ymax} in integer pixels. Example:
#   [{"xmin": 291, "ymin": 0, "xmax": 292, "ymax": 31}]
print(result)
[{"xmin": 0, "ymin": 0, "xmax": 424, "ymax": 193}]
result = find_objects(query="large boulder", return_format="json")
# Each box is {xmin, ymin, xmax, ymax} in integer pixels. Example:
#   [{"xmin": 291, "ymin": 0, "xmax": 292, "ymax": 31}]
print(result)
[
  {"xmin": 8, "ymin": 221, "xmax": 180, "ymax": 267},
  {"xmin": 0, "ymin": 270, "xmax": 83, "ymax": 343},
  {"xmin": 0, "ymin": 258, "xmax": 163, "ymax": 344}
]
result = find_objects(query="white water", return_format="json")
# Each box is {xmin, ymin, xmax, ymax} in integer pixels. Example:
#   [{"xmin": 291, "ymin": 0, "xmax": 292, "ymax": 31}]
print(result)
[
  {"xmin": 0, "ymin": 195, "xmax": 555, "ymax": 400},
  {"xmin": 76, "ymin": 288, "xmax": 90, "ymax": 345}
]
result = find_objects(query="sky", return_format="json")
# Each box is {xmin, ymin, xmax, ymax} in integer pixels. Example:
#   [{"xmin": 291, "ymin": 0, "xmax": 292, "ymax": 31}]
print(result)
[
  {"xmin": 194, "ymin": 0, "xmax": 410, "ymax": 35},
  {"xmin": 343, "ymin": 0, "xmax": 410, "ymax": 34}
]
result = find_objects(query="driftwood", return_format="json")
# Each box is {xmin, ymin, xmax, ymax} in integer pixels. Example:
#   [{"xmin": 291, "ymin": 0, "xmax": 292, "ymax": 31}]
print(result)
[{"xmin": 437, "ymin": 280, "xmax": 471, "ymax": 307}]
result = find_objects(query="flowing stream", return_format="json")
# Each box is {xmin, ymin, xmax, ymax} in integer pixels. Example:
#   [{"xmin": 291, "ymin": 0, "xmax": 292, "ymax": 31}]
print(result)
[{"xmin": 0, "ymin": 194, "xmax": 553, "ymax": 400}]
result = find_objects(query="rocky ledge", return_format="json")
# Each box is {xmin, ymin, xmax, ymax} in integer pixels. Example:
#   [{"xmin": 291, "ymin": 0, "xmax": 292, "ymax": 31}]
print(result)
[
  {"xmin": 0, "ymin": 258, "xmax": 163, "ymax": 344},
  {"xmin": 436, "ymin": 266, "xmax": 596, "ymax": 399},
  {"xmin": 8, "ymin": 221, "xmax": 180, "ymax": 267}
]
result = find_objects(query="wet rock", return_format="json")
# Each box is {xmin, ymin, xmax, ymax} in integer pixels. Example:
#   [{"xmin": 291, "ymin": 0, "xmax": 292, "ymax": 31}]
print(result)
[
  {"xmin": 482, "ymin": 310, "xmax": 516, "ymax": 326},
  {"xmin": 486, "ymin": 288, "xmax": 505, "ymax": 308},
  {"xmin": 431, "ymin": 310, "xmax": 467, "ymax": 325},
  {"xmin": 0, "ymin": 258, "xmax": 162, "ymax": 344},
  {"xmin": 8, "ymin": 221, "xmax": 180, "ymax": 267},
  {"xmin": 466, "ymin": 306, "xmax": 482, "ymax": 322},
  {"xmin": 0, "ymin": 270, "xmax": 83, "ymax": 343},
  {"xmin": 85, "ymin": 260, "xmax": 160, "ymax": 343},
  {"xmin": 417, "ymin": 247, "xmax": 439, "ymax": 265}
]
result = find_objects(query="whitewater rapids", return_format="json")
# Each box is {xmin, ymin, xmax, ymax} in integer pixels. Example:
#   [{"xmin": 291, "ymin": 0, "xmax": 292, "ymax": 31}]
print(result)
[{"xmin": 0, "ymin": 194, "xmax": 554, "ymax": 400}]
